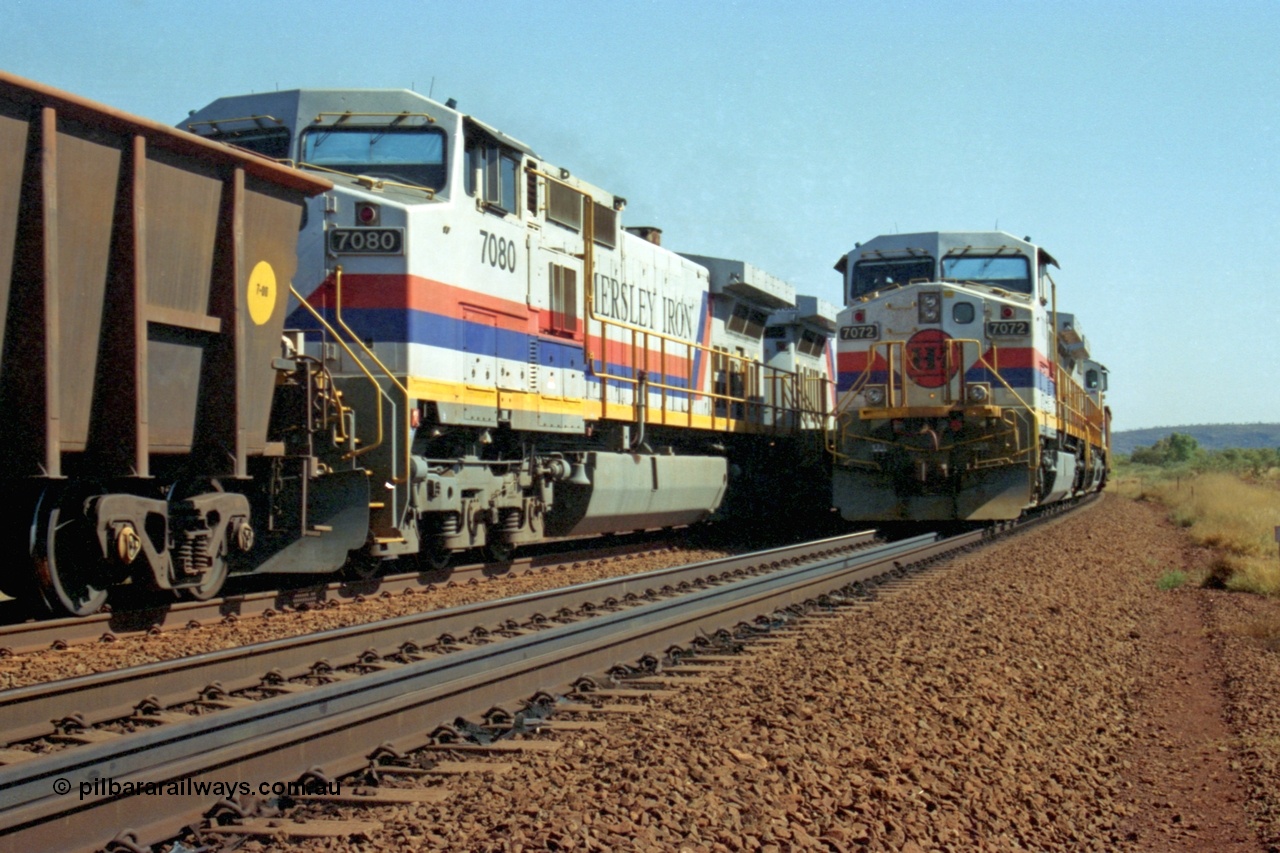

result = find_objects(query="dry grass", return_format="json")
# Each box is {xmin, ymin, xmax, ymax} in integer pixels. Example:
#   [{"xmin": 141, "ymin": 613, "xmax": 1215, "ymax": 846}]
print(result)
[
  {"xmin": 1112, "ymin": 471, "xmax": 1280, "ymax": 596},
  {"xmin": 1230, "ymin": 612, "xmax": 1280, "ymax": 653}
]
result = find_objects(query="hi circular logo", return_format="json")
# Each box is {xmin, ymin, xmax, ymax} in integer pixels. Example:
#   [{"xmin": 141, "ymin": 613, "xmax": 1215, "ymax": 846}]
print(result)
[
  {"xmin": 905, "ymin": 329, "xmax": 958, "ymax": 388},
  {"xmin": 247, "ymin": 260, "xmax": 277, "ymax": 326}
]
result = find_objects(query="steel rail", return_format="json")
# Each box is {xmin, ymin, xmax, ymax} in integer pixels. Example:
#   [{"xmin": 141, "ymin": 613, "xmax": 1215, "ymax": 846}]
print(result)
[
  {"xmin": 0, "ymin": 532, "xmax": 694, "ymax": 654},
  {"xmin": 0, "ymin": 528, "xmax": 975, "ymax": 853},
  {"xmin": 0, "ymin": 531, "xmax": 876, "ymax": 745}
]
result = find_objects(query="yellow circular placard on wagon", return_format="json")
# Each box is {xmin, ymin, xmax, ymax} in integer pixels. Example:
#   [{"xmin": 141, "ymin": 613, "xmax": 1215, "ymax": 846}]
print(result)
[{"xmin": 247, "ymin": 260, "xmax": 277, "ymax": 326}]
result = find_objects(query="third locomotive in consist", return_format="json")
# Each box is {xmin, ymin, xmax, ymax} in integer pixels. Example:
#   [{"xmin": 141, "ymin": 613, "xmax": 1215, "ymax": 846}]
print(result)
[{"xmin": 830, "ymin": 231, "xmax": 1109, "ymax": 522}]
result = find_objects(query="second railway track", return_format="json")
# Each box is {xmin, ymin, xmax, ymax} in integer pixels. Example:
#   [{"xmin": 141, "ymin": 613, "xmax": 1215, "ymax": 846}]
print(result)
[{"xmin": 0, "ymin": 532, "xmax": 715, "ymax": 655}]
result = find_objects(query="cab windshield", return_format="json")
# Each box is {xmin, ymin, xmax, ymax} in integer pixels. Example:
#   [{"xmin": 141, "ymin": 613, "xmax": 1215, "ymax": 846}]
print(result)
[
  {"xmin": 941, "ymin": 255, "xmax": 1031, "ymax": 294},
  {"xmin": 850, "ymin": 258, "xmax": 935, "ymax": 300},
  {"xmin": 300, "ymin": 126, "xmax": 448, "ymax": 190}
]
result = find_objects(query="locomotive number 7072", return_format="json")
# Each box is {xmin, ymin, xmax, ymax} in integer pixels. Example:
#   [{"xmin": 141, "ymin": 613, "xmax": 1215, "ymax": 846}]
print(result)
[
  {"xmin": 480, "ymin": 230, "xmax": 518, "ymax": 273},
  {"xmin": 839, "ymin": 324, "xmax": 879, "ymax": 340},
  {"xmin": 985, "ymin": 320, "xmax": 1030, "ymax": 337}
]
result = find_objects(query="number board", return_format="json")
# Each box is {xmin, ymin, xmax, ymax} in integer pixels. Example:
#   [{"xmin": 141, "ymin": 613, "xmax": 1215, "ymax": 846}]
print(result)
[
  {"xmin": 329, "ymin": 228, "xmax": 404, "ymax": 255},
  {"xmin": 985, "ymin": 320, "xmax": 1030, "ymax": 337},
  {"xmin": 839, "ymin": 324, "xmax": 879, "ymax": 341}
]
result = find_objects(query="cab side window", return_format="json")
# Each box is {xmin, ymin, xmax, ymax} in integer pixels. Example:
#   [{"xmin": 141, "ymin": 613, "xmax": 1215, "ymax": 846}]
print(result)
[{"xmin": 467, "ymin": 137, "xmax": 519, "ymax": 214}]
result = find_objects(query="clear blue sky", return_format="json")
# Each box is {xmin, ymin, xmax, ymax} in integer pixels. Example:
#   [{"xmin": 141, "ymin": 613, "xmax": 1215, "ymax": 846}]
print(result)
[{"xmin": 4, "ymin": 0, "xmax": 1278, "ymax": 431}]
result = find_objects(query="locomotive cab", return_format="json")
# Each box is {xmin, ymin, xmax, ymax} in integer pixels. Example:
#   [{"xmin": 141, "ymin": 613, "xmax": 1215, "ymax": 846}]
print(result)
[{"xmin": 762, "ymin": 295, "xmax": 837, "ymax": 433}]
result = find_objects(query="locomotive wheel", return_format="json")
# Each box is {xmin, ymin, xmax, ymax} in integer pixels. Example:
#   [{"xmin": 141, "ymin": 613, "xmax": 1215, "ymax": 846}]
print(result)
[
  {"xmin": 419, "ymin": 542, "xmax": 453, "ymax": 573},
  {"xmin": 32, "ymin": 486, "xmax": 110, "ymax": 617},
  {"xmin": 425, "ymin": 549, "xmax": 453, "ymax": 572},
  {"xmin": 483, "ymin": 537, "xmax": 514, "ymax": 564},
  {"xmin": 342, "ymin": 550, "xmax": 383, "ymax": 582}
]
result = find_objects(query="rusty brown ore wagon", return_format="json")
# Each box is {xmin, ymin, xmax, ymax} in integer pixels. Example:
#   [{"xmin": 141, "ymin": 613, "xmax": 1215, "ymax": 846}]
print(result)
[{"xmin": 0, "ymin": 71, "xmax": 369, "ymax": 616}]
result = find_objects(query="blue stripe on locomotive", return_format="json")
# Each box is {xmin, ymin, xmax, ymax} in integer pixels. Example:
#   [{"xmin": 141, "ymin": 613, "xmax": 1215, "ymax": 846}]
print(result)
[{"xmin": 290, "ymin": 304, "xmax": 706, "ymax": 396}]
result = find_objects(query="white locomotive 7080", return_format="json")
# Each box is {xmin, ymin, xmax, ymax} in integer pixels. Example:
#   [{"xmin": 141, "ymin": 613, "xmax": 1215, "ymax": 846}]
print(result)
[
  {"xmin": 830, "ymin": 231, "xmax": 1109, "ymax": 522},
  {"xmin": 185, "ymin": 88, "xmax": 835, "ymax": 569}
]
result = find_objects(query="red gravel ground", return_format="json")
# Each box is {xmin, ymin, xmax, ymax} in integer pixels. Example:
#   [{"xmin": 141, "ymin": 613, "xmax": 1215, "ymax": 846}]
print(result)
[
  {"xmin": 11, "ymin": 495, "xmax": 1280, "ymax": 851},
  {"xmin": 258, "ymin": 494, "xmax": 1280, "ymax": 852}
]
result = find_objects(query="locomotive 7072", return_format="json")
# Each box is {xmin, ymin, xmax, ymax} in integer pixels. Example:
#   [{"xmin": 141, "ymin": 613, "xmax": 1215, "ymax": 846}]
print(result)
[
  {"xmin": 0, "ymin": 72, "xmax": 835, "ymax": 615},
  {"xmin": 830, "ymin": 231, "xmax": 1109, "ymax": 522}
]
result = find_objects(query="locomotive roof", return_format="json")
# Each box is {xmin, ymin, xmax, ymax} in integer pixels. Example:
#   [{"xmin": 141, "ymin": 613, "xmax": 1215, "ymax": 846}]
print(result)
[
  {"xmin": 835, "ymin": 231, "xmax": 1058, "ymax": 273},
  {"xmin": 184, "ymin": 88, "xmax": 538, "ymax": 157}
]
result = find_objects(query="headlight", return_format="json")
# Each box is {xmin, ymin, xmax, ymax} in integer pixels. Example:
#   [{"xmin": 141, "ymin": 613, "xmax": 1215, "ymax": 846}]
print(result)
[
  {"xmin": 864, "ymin": 385, "xmax": 886, "ymax": 405},
  {"xmin": 918, "ymin": 292, "xmax": 942, "ymax": 324},
  {"xmin": 967, "ymin": 384, "xmax": 990, "ymax": 403}
]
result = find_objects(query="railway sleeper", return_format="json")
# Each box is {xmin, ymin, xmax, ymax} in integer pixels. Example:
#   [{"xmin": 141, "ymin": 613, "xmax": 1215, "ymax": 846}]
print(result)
[{"xmin": 201, "ymin": 818, "xmax": 385, "ymax": 841}]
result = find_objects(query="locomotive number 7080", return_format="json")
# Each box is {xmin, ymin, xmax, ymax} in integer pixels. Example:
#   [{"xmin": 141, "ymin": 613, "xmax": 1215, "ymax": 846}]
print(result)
[
  {"xmin": 329, "ymin": 228, "xmax": 403, "ymax": 254},
  {"xmin": 480, "ymin": 230, "xmax": 518, "ymax": 273}
]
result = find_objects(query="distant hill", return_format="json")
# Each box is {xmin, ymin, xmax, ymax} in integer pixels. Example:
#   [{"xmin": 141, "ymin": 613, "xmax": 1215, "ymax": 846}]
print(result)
[{"xmin": 1112, "ymin": 423, "xmax": 1280, "ymax": 455}]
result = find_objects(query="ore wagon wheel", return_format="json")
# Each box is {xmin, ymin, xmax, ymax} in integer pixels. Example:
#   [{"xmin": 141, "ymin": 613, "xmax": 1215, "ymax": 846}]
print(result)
[
  {"xmin": 168, "ymin": 480, "xmax": 230, "ymax": 602},
  {"xmin": 180, "ymin": 552, "xmax": 228, "ymax": 601},
  {"xmin": 32, "ymin": 485, "xmax": 111, "ymax": 617}
]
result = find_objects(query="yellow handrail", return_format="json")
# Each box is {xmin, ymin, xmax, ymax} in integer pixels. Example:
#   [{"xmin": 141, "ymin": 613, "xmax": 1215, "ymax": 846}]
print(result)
[
  {"xmin": 333, "ymin": 265, "xmax": 413, "ymax": 485},
  {"xmin": 288, "ymin": 285, "xmax": 383, "ymax": 461}
]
